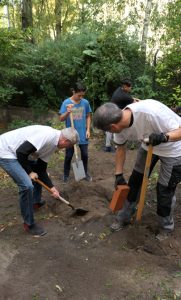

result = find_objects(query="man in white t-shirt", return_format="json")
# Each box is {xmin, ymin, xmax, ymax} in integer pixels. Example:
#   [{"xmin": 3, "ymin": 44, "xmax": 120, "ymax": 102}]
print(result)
[
  {"xmin": 0, "ymin": 125, "xmax": 79, "ymax": 236},
  {"xmin": 93, "ymin": 100, "xmax": 181, "ymax": 239}
]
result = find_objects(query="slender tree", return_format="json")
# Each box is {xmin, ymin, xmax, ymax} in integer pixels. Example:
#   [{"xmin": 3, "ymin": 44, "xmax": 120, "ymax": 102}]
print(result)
[
  {"xmin": 22, "ymin": 0, "xmax": 33, "ymax": 30},
  {"xmin": 55, "ymin": 0, "xmax": 62, "ymax": 38},
  {"xmin": 141, "ymin": 0, "xmax": 153, "ymax": 57}
]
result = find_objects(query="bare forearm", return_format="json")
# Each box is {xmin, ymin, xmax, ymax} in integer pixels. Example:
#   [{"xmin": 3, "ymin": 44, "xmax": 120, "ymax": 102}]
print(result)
[
  {"xmin": 59, "ymin": 111, "xmax": 70, "ymax": 122},
  {"xmin": 166, "ymin": 127, "xmax": 181, "ymax": 142},
  {"xmin": 115, "ymin": 145, "xmax": 127, "ymax": 175},
  {"xmin": 86, "ymin": 114, "xmax": 91, "ymax": 131}
]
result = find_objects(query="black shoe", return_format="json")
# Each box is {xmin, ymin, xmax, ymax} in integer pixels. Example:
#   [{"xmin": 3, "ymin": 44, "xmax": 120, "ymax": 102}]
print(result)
[
  {"xmin": 33, "ymin": 200, "xmax": 46, "ymax": 210},
  {"xmin": 104, "ymin": 146, "xmax": 115, "ymax": 152},
  {"xmin": 84, "ymin": 174, "xmax": 92, "ymax": 182},
  {"xmin": 24, "ymin": 223, "xmax": 47, "ymax": 236},
  {"xmin": 104, "ymin": 146, "xmax": 112, "ymax": 152},
  {"xmin": 62, "ymin": 175, "xmax": 69, "ymax": 183}
]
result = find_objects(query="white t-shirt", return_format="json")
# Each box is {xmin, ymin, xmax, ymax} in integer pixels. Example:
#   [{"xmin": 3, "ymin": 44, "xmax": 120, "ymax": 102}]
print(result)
[
  {"xmin": 114, "ymin": 99, "xmax": 181, "ymax": 157},
  {"xmin": 0, "ymin": 125, "xmax": 61, "ymax": 162}
]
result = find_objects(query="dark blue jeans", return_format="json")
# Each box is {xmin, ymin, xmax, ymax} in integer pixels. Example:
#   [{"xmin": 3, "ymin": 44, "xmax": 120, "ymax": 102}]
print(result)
[{"xmin": 64, "ymin": 144, "xmax": 88, "ymax": 177}]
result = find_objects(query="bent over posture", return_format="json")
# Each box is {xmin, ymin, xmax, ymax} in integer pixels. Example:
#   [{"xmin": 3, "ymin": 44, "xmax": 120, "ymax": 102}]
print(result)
[
  {"xmin": 94, "ymin": 100, "xmax": 181, "ymax": 238},
  {"xmin": 0, "ymin": 125, "xmax": 79, "ymax": 236}
]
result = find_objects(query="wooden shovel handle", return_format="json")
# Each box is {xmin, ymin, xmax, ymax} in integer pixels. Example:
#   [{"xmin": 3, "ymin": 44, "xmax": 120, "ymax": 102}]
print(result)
[
  {"xmin": 69, "ymin": 111, "xmax": 78, "ymax": 161},
  {"xmin": 136, "ymin": 144, "xmax": 153, "ymax": 221},
  {"xmin": 34, "ymin": 178, "xmax": 70, "ymax": 205}
]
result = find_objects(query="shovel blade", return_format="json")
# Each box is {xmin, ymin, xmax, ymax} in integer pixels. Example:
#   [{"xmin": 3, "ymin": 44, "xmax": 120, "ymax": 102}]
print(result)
[
  {"xmin": 72, "ymin": 160, "xmax": 86, "ymax": 181},
  {"xmin": 109, "ymin": 185, "xmax": 130, "ymax": 212}
]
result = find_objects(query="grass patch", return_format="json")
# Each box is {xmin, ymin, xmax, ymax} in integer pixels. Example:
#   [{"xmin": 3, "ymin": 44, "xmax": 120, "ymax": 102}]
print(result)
[{"xmin": 0, "ymin": 169, "xmax": 17, "ymax": 189}]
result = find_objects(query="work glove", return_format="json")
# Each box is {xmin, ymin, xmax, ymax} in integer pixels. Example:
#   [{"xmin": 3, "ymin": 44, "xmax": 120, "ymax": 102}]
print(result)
[
  {"xmin": 148, "ymin": 133, "xmax": 169, "ymax": 146},
  {"xmin": 115, "ymin": 173, "xmax": 127, "ymax": 189}
]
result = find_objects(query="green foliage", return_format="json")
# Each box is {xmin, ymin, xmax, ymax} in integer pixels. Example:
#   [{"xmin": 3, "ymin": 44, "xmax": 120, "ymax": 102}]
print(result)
[
  {"xmin": 0, "ymin": 29, "xmax": 25, "ymax": 62},
  {"xmin": 164, "ymin": 0, "xmax": 181, "ymax": 44},
  {"xmin": 78, "ymin": 23, "xmax": 145, "ymax": 107},
  {"xmin": 8, "ymin": 119, "xmax": 35, "ymax": 130},
  {"xmin": 156, "ymin": 45, "xmax": 181, "ymax": 106},
  {"xmin": 132, "ymin": 75, "xmax": 156, "ymax": 99},
  {"xmin": 0, "ymin": 86, "xmax": 19, "ymax": 105},
  {"xmin": 0, "ymin": 0, "xmax": 180, "ymax": 111},
  {"xmin": 0, "ymin": 22, "xmax": 147, "ymax": 110},
  {"xmin": 0, "ymin": 29, "xmax": 26, "ymax": 106},
  {"xmin": 154, "ymin": 0, "xmax": 181, "ymax": 106}
]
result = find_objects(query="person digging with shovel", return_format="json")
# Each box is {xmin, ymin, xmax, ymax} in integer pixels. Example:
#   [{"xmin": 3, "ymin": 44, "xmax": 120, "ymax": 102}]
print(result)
[
  {"xmin": 0, "ymin": 125, "xmax": 79, "ymax": 237},
  {"xmin": 59, "ymin": 82, "xmax": 92, "ymax": 182},
  {"xmin": 93, "ymin": 100, "xmax": 181, "ymax": 240}
]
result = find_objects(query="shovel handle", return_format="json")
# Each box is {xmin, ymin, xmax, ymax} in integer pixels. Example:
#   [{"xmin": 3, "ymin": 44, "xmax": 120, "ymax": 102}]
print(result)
[
  {"xmin": 34, "ymin": 178, "xmax": 70, "ymax": 206},
  {"xmin": 136, "ymin": 144, "xmax": 153, "ymax": 222},
  {"xmin": 69, "ymin": 111, "xmax": 79, "ymax": 161}
]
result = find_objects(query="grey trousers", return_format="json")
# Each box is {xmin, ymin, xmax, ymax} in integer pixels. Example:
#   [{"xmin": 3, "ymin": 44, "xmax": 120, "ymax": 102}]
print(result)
[{"xmin": 119, "ymin": 147, "xmax": 181, "ymax": 230}]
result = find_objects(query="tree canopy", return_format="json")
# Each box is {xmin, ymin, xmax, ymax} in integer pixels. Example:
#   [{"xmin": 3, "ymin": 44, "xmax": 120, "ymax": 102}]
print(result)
[{"xmin": 0, "ymin": 0, "xmax": 180, "ymax": 114}]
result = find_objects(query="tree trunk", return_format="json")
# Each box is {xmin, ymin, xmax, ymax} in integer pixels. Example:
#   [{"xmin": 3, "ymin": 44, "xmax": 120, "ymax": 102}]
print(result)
[
  {"xmin": 22, "ymin": 0, "xmax": 33, "ymax": 30},
  {"xmin": 55, "ymin": 0, "xmax": 62, "ymax": 39},
  {"xmin": 6, "ymin": 4, "xmax": 11, "ymax": 29},
  {"xmin": 141, "ymin": 0, "xmax": 153, "ymax": 57},
  {"xmin": 152, "ymin": 49, "xmax": 159, "ymax": 91},
  {"xmin": 81, "ymin": 2, "xmax": 85, "ymax": 24},
  {"xmin": 11, "ymin": 0, "xmax": 15, "ymax": 28}
]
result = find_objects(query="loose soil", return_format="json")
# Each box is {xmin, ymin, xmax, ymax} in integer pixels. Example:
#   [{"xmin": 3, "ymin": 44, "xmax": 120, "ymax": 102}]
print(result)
[{"xmin": 0, "ymin": 134, "xmax": 181, "ymax": 300}]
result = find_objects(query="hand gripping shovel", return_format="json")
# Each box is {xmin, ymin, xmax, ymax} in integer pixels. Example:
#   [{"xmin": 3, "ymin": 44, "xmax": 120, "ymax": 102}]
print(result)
[
  {"xmin": 136, "ymin": 143, "xmax": 153, "ymax": 222},
  {"xmin": 69, "ymin": 111, "xmax": 86, "ymax": 181},
  {"xmin": 35, "ymin": 178, "xmax": 88, "ymax": 216}
]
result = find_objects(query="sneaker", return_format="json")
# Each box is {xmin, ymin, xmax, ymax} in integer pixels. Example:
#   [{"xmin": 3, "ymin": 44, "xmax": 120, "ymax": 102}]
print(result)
[
  {"xmin": 62, "ymin": 175, "xmax": 69, "ymax": 183},
  {"xmin": 24, "ymin": 223, "xmax": 47, "ymax": 236},
  {"xmin": 155, "ymin": 228, "xmax": 173, "ymax": 241},
  {"xmin": 104, "ymin": 146, "xmax": 112, "ymax": 152},
  {"xmin": 110, "ymin": 200, "xmax": 136, "ymax": 232},
  {"xmin": 110, "ymin": 220, "xmax": 124, "ymax": 232},
  {"xmin": 84, "ymin": 174, "xmax": 92, "ymax": 182},
  {"xmin": 33, "ymin": 200, "xmax": 46, "ymax": 210},
  {"xmin": 104, "ymin": 146, "xmax": 115, "ymax": 152}
]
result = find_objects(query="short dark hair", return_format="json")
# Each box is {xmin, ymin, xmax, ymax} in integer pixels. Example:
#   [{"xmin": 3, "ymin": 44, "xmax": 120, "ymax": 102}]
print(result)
[
  {"xmin": 120, "ymin": 79, "xmax": 132, "ymax": 87},
  {"xmin": 71, "ymin": 82, "xmax": 86, "ymax": 93}
]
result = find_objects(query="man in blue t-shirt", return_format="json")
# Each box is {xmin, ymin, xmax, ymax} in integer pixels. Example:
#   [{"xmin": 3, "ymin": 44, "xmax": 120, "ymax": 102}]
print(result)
[{"xmin": 59, "ymin": 83, "xmax": 92, "ymax": 182}]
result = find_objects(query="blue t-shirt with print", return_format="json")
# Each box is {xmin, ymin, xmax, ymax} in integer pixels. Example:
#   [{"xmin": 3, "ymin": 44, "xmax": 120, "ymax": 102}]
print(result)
[{"xmin": 59, "ymin": 98, "xmax": 92, "ymax": 144}]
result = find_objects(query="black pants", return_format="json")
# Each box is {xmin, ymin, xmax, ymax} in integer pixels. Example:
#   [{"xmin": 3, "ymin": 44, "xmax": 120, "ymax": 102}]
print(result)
[
  {"xmin": 64, "ymin": 144, "xmax": 88, "ymax": 176},
  {"xmin": 128, "ymin": 153, "xmax": 159, "ymax": 203},
  {"xmin": 128, "ymin": 147, "xmax": 181, "ymax": 219}
]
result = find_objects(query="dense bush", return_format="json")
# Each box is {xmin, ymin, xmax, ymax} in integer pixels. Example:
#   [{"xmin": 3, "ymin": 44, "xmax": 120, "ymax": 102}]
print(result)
[
  {"xmin": 156, "ymin": 46, "xmax": 181, "ymax": 106},
  {"xmin": 7, "ymin": 119, "xmax": 35, "ymax": 130},
  {"xmin": 0, "ymin": 21, "xmax": 180, "ymax": 112},
  {"xmin": 0, "ymin": 24, "xmax": 147, "ymax": 111},
  {"xmin": 0, "ymin": 29, "xmax": 25, "ymax": 105}
]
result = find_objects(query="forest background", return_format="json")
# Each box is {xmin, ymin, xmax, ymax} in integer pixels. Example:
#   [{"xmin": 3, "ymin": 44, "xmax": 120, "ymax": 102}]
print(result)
[{"xmin": 0, "ymin": 0, "xmax": 180, "ymax": 120}]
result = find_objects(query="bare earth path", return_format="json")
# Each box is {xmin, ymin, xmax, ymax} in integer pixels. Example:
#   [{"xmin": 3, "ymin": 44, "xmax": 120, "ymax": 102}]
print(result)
[{"xmin": 0, "ymin": 135, "xmax": 181, "ymax": 300}]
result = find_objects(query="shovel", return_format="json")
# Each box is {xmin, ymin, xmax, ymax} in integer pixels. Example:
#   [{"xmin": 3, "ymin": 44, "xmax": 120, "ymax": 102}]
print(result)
[
  {"xmin": 69, "ymin": 111, "xmax": 86, "ymax": 181},
  {"xmin": 34, "ymin": 178, "xmax": 89, "ymax": 216},
  {"xmin": 109, "ymin": 185, "xmax": 130, "ymax": 212},
  {"xmin": 136, "ymin": 143, "xmax": 153, "ymax": 222}
]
